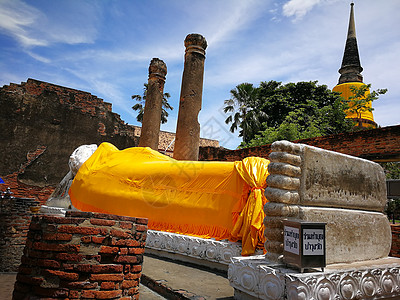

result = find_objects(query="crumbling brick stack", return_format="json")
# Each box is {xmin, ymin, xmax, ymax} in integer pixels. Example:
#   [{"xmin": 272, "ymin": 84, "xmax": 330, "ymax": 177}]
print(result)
[
  {"xmin": 0, "ymin": 196, "xmax": 40, "ymax": 272},
  {"xmin": 12, "ymin": 211, "xmax": 148, "ymax": 300}
]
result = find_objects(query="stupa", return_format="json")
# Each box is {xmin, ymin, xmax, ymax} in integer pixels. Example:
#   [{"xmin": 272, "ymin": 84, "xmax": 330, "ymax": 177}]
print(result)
[{"xmin": 332, "ymin": 2, "xmax": 377, "ymax": 128}]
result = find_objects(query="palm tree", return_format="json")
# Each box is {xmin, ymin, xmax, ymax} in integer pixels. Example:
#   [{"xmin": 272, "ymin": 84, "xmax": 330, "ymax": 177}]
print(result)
[
  {"xmin": 132, "ymin": 83, "xmax": 173, "ymax": 124},
  {"xmin": 223, "ymin": 83, "xmax": 267, "ymax": 143}
]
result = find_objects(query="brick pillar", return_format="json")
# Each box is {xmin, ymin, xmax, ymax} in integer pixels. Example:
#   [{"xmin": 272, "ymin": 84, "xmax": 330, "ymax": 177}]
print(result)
[
  {"xmin": 12, "ymin": 211, "xmax": 147, "ymax": 300},
  {"xmin": 0, "ymin": 194, "xmax": 40, "ymax": 272},
  {"xmin": 390, "ymin": 224, "xmax": 400, "ymax": 258},
  {"xmin": 138, "ymin": 58, "xmax": 167, "ymax": 150},
  {"xmin": 173, "ymin": 34, "xmax": 207, "ymax": 161}
]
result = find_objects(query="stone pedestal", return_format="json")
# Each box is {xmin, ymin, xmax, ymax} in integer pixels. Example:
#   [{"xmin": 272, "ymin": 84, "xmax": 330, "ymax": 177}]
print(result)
[
  {"xmin": 229, "ymin": 255, "xmax": 400, "ymax": 300},
  {"xmin": 139, "ymin": 58, "xmax": 167, "ymax": 150},
  {"xmin": 173, "ymin": 34, "xmax": 207, "ymax": 161}
]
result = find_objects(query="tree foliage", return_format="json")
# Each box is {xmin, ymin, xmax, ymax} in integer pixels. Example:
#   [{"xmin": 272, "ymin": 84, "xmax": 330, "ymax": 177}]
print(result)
[
  {"xmin": 224, "ymin": 80, "xmax": 354, "ymax": 148},
  {"xmin": 345, "ymin": 84, "xmax": 387, "ymax": 128},
  {"xmin": 132, "ymin": 83, "xmax": 173, "ymax": 124},
  {"xmin": 223, "ymin": 83, "xmax": 267, "ymax": 143},
  {"xmin": 380, "ymin": 162, "xmax": 400, "ymax": 179}
]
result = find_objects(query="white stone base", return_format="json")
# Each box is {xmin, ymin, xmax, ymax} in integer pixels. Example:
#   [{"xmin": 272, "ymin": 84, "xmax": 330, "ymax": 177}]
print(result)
[
  {"xmin": 40, "ymin": 205, "xmax": 67, "ymax": 215},
  {"xmin": 146, "ymin": 230, "xmax": 263, "ymax": 271},
  {"xmin": 229, "ymin": 255, "xmax": 400, "ymax": 300}
]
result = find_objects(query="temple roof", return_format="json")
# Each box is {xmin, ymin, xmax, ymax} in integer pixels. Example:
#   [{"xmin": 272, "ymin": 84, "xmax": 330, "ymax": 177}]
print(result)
[{"xmin": 338, "ymin": 3, "xmax": 363, "ymax": 84}]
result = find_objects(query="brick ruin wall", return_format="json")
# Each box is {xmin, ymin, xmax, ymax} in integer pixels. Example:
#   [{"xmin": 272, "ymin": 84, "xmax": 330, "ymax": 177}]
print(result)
[
  {"xmin": 199, "ymin": 124, "xmax": 400, "ymax": 163},
  {"xmin": 0, "ymin": 79, "xmax": 140, "ymax": 203},
  {"xmin": 12, "ymin": 211, "xmax": 147, "ymax": 300},
  {"xmin": 0, "ymin": 196, "xmax": 41, "ymax": 272}
]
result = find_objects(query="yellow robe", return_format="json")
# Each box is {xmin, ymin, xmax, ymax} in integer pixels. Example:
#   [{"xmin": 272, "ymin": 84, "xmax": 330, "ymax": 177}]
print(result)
[{"xmin": 69, "ymin": 142, "xmax": 269, "ymax": 255}]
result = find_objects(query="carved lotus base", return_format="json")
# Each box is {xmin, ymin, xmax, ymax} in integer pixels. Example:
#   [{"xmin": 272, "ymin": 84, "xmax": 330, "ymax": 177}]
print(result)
[
  {"xmin": 146, "ymin": 230, "xmax": 262, "ymax": 270},
  {"xmin": 229, "ymin": 255, "xmax": 400, "ymax": 300}
]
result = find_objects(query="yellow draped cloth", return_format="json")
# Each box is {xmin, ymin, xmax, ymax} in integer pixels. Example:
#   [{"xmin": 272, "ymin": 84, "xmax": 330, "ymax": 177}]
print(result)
[{"xmin": 69, "ymin": 142, "xmax": 269, "ymax": 255}]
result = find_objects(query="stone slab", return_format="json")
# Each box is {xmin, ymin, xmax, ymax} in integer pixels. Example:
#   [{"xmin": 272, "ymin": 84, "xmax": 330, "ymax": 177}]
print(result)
[
  {"xmin": 301, "ymin": 145, "xmax": 387, "ymax": 212},
  {"xmin": 265, "ymin": 205, "xmax": 391, "ymax": 264},
  {"xmin": 265, "ymin": 141, "xmax": 387, "ymax": 212}
]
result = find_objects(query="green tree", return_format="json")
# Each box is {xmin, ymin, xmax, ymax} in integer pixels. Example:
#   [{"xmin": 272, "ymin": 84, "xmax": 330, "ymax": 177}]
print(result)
[
  {"xmin": 346, "ymin": 84, "xmax": 387, "ymax": 128},
  {"xmin": 243, "ymin": 98, "xmax": 352, "ymax": 147},
  {"xmin": 232, "ymin": 81, "xmax": 353, "ymax": 147},
  {"xmin": 132, "ymin": 83, "xmax": 173, "ymax": 124},
  {"xmin": 380, "ymin": 162, "xmax": 400, "ymax": 179},
  {"xmin": 223, "ymin": 83, "xmax": 267, "ymax": 143}
]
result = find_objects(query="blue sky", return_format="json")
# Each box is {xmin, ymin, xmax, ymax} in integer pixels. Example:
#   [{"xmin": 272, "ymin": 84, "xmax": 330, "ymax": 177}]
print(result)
[{"xmin": 1, "ymin": 0, "xmax": 399, "ymax": 149}]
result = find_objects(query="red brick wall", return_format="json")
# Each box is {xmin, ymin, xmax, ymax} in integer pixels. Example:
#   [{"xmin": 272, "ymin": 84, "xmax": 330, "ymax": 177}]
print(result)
[
  {"xmin": 0, "ymin": 196, "xmax": 40, "ymax": 272},
  {"xmin": 12, "ymin": 211, "xmax": 147, "ymax": 300},
  {"xmin": 0, "ymin": 79, "xmax": 139, "ymax": 201},
  {"xmin": 199, "ymin": 125, "xmax": 400, "ymax": 162},
  {"xmin": 390, "ymin": 224, "xmax": 400, "ymax": 257}
]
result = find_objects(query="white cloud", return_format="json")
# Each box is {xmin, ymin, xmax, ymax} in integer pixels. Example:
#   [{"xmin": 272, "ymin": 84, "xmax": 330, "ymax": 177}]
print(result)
[
  {"xmin": 0, "ymin": 0, "xmax": 47, "ymax": 47},
  {"xmin": 0, "ymin": 0, "xmax": 99, "ymax": 50},
  {"xmin": 203, "ymin": 0, "xmax": 269, "ymax": 48},
  {"xmin": 283, "ymin": 0, "xmax": 321, "ymax": 21}
]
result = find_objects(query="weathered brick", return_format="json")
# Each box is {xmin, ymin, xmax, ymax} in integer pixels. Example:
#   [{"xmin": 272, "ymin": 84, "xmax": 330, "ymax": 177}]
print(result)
[
  {"xmin": 128, "ymin": 248, "xmax": 145, "ymax": 255},
  {"xmin": 17, "ymin": 266, "xmax": 33, "ymax": 275},
  {"xmin": 113, "ymin": 239, "xmax": 140, "ymax": 247},
  {"xmin": 101, "ymin": 281, "xmax": 117, "ymax": 289},
  {"xmin": 92, "ymin": 236, "xmax": 106, "ymax": 244},
  {"xmin": 62, "ymin": 281, "xmax": 98, "ymax": 290},
  {"xmin": 127, "ymin": 286, "xmax": 139, "ymax": 296},
  {"xmin": 69, "ymin": 290, "xmax": 80, "ymax": 298},
  {"xmin": 81, "ymin": 289, "xmax": 122, "ymax": 299},
  {"xmin": 42, "ymin": 269, "xmax": 79, "ymax": 281},
  {"xmin": 56, "ymin": 252, "xmax": 83, "ymax": 262},
  {"xmin": 36, "ymin": 258, "xmax": 61, "ymax": 269},
  {"xmin": 90, "ymin": 264, "xmax": 124, "ymax": 273},
  {"xmin": 110, "ymin": 228, "xmax": 131, "ymax": 238},
  {"xmin": 121, "ymin": 279, "xmax": 138, "ymax": 289},
  {"xmin": 99, "ymin": 246, "xmax": 119, "ymax": 254},
  {"xmin": 32, "ymin": 241, "xmax": 80, "ymax": 252},
  {"xmin": 16, "ymin": 274, "xmax": 44, "ymax": 286},
  {"xmin": 135, "ymin": 218, "xmax": 148, "ymax": 225},
  {"xmin": 41, "ymin": 215, "xmax": 85, "ymax": 224},
  {"xmin": 135, "ymin": 225, "xmax": 147, "ymax": 232},
  {"xmin": 114, "ymin": 255, "xmax": 139, "ymax": 264},
  {"xmin": 32, "ymin": 286, "xmax": 69, "ymax": 297},
  {"xmin": 124, "ymin": 273, "xmax": 141, "ymax": 280},
  {"xmin": 90, "ymin": 273, "xmax": 124, "ymax": 281},
  {"xmin": 119, "ymin": 248, "xmax": 128, "ymax": 255},
  {"xmin": 90, "ymin": 218, "xmax": 116, "ymax": 226},
  {"xmin": 58, "ymin": 225, "xmax": 101, "ymax": 235},
  {"xmin": 81, "ymin": 236, "xmax": 92, "ymax": 243},
  {"xmin": 129, "ymin": 265, "xmax": 142, "ymax": 273},
  {"xmin": 42, "ymin": 233, "xmax": 72, "ymax": 241},
  {"xmin": 119, "ymin": 221, "xmax": 133, "ymax": 229}
]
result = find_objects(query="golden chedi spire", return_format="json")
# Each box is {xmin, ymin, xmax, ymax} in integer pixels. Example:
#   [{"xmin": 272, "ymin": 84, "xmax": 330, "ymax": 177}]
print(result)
[{"xmin": 332, "ymin": 2, "xmax": 377, "ymax": 128}]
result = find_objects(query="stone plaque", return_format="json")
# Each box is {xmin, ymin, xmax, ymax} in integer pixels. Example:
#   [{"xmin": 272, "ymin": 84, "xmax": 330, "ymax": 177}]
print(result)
[{"xmin": 284, "ymin": 226, "xmax": 300, "ymax": 255}]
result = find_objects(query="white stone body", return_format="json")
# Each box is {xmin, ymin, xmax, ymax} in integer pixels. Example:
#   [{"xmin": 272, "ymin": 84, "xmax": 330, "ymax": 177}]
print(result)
[
  {"xmin": 44, "ymin": 144, "xmax": 97, "ymax": 209},
  {"xmin": 69, "ymin": 144, "xmax": 98, "ymax": 176}
]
